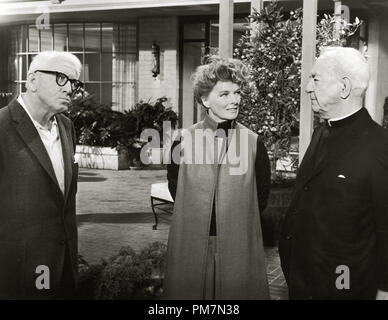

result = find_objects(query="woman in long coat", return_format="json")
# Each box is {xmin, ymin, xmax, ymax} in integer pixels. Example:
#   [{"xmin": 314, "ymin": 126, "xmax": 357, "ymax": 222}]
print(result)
[{"xmin": 163, "ymin": 57, "xmax": 271, "ymax": 300}]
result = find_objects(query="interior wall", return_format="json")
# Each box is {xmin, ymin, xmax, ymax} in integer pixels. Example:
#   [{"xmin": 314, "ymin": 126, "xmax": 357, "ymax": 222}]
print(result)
[{"xmin": 138, "ymin": 16, "xmax": 179, "ymax": 112}]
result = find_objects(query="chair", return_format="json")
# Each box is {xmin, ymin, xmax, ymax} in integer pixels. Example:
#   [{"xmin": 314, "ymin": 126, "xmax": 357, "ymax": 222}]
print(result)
[{"xmin": 150, "ymin": 182, "xmax": 174, "ymax": 230}]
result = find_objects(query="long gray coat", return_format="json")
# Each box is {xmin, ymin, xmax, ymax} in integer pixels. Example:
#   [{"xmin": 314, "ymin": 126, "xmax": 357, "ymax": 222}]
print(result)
[{"xmin": 163, "ymin": 115, "xmax": 269, "ymax": 300}]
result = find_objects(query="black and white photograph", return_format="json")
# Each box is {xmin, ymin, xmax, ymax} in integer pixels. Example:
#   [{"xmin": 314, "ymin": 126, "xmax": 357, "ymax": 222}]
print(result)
[{"xmin": 1, "ymin": 0, "xmax": 388, "ymax": 307}]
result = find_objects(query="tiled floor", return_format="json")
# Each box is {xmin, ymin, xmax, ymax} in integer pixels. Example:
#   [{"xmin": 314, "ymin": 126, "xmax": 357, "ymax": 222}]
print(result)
[{"xmin": 77, "ymin": 168, "xmax": 288, "ymax": 300}]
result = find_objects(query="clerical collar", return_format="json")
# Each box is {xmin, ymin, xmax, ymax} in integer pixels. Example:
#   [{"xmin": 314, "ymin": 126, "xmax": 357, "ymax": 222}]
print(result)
[{"xmin": 327, "ymin": 107, "xmax": 364, "ymax": 128}]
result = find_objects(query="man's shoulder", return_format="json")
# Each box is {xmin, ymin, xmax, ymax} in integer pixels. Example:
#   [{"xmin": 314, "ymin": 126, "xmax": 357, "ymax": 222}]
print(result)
[
  {"xmin": 359, "ymin": 118, "xmax": 388, "ymax": 158},
  {"xmin": 364, "ymin": 117, "xmax": 388, "ymax": 141}
]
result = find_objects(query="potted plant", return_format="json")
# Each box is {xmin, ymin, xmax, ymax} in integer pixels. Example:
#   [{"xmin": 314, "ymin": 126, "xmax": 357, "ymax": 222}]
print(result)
[
  {"xmin": 129, "ymin": 97, "xmax": 178, "ymax": 169},
  {"xmin": 67, "ymin": 94, "xmax": 178, "ymax": 170},
  {"xmin": 234, "ymin": 0, "xmax": 362, "ymax": 246}
]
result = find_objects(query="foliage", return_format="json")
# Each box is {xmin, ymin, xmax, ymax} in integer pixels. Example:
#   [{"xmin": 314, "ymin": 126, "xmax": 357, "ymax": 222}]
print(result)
[
  {"xmin": 77, "ymin": 242, "xmax": 167, "ymax": 300},
  {"xmin": 67, "ymin": 94, "xmax": 178, "ymax": 166},
  {"xmin": 234, "ymin": 0, "xmax": 362, "ymax": 181}
]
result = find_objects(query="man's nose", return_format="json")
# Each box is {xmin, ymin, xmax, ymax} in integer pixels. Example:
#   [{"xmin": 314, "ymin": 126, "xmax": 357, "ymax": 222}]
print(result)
[{"xmin": 62, "ymin": 81, "xmax": 72, "ymax": 94}]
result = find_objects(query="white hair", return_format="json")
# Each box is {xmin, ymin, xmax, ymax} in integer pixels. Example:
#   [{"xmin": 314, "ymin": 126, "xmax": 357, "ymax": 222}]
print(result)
[
  {"xmin": 319, "ymin": 47, "xmax": 370, "ymax": 95},
  {"xmin": 28, "ymin": 51, "xmax": 82, "ymax": 78}
]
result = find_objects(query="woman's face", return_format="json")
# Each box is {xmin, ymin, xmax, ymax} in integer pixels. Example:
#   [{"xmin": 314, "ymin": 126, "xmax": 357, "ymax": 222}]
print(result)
[{"xmin": 201, "ymin": 81, "xmax": 241, "ymax": 122}]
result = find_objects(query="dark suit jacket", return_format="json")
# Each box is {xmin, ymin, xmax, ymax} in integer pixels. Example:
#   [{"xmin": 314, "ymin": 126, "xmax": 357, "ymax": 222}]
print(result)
[
  {"xmin": 279, "ymin": 108, "xmax": 388, "ymax": 300},
  {"xmin": 0, "ymin": 99, "xmax": 78, "ymax": 299}
]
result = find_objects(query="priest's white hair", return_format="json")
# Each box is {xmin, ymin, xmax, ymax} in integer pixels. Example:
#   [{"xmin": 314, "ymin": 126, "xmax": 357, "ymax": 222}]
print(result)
[{"xmin": 319, "ymin": 46, "xmax": 370, "ymax": 96}]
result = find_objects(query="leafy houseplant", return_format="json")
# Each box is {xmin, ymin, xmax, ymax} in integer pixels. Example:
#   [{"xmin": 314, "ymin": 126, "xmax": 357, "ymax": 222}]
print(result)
[
  {"xmin": 130, "ymin": 97, "xmax": 178, "ymax": 167},
  {"xmin": 234, "ymin": 0, "xmax": 362, "ymax": 183},
  {"xmin": 77, "ymin": 242, "xmax": 167, "ymax": 300},
  {"xmin": 67, "ymin": 94, "xmax": 178, "ymax": 168}
]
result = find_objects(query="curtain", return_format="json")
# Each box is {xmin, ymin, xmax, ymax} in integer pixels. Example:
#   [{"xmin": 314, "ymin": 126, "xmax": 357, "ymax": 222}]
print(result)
[{"xmin": 112, "ymin": 24, "xmax": 137, "ymax": 112}]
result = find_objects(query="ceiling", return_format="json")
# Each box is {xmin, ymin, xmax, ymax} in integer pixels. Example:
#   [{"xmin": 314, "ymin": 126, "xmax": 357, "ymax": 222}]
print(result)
[{"xmin": 0, "ymin": 0, "xmax": 386, "ymax": 26}]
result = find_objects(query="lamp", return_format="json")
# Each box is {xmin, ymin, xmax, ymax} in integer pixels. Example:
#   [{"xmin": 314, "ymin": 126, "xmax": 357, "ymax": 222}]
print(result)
[{"xmin": 151, "ymin": 41, "xmax": 160, "ymax": 78}]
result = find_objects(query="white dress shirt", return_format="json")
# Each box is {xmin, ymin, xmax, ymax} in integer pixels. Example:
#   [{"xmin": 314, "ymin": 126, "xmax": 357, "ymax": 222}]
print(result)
[{"xmin": 17, "ymin": 95, "xmax": 65, "ymax": 195}]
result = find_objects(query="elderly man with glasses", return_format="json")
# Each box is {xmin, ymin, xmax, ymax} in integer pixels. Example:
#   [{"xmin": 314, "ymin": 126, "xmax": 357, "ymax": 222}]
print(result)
[{"xmin": 0, "ymin": 51, "xmax": 83, "ymax": 299}]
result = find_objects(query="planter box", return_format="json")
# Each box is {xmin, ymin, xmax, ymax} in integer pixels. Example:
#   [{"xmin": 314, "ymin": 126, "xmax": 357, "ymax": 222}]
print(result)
[{"xmin": 75, "ymin": 145, "xmax": 129, "ymax": 170}]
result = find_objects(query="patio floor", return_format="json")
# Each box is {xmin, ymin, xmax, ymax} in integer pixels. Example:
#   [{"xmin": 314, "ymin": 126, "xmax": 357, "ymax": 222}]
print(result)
[{"xmin": 77, "ymin": 168, "xmax": 288, "ymax": 300}]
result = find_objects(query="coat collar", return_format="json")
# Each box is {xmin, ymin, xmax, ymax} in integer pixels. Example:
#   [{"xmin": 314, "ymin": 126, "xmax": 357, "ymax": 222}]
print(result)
[
  {"xmin": 203, "ymin": 112, "xmax": 236, "ymax": 132},
  {"xmin": 297, "ymin": 107, "xmax": 371, "ymax": 188},
  {"xmin": 8, "ymin": 98, "xmax": 72, "ymax": 201}
]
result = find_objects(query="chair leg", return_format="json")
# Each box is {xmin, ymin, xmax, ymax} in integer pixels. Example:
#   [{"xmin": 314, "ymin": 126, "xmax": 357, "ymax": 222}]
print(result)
[{"xmin": 151, "ymin": 197, "xmax": 158, "ymax": 230}]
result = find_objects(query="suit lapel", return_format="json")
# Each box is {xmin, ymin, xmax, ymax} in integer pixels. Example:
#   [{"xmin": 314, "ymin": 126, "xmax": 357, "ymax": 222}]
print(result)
[
  {"xmin": 57, "ymin": 114, "xmax": 73, "ymax": 202},
  {"xmin": 9, "ymin": 100, "xmax": 61, "ymax": 192}
]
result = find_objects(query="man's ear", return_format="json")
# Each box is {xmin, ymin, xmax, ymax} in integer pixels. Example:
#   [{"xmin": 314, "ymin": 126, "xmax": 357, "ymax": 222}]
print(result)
[
  {"xmin": 27, "ymin": 72, "xmax": 38, "ymax": 92},
  {"xmin": 340, "ymin": 77, "xmax": 352, "ymax": 99},
  {"xmin": 201, "ymin": 95, "xmax": 210, "ymax": 109}
]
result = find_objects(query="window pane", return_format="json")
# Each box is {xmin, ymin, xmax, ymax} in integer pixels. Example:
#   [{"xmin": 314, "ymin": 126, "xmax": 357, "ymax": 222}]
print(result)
[
  {"xmin": 27, "ymin": 53, "xmax": 38, "ymax": 74},
  {"xmin": 40, "ymin": 27, "xmax": 53, "ymax": 51},
  {"xmin": 233, "ymin": 19, "xmax": 248, "ymax": 47},
  {"xmin": 16, "ymin": 25, "xmax": 28, "ymax": 53},
  {"xmin": 85, "ymin": 23, "xmax": 100, "ymax": 52},
  {"xmin": 112, "ymin": 53, "xmax": 137, "ymax": 111},
  {"xmin": 209, "ymin": 21, "xmax": 219, "ymax": 49},
  {"xmin": 102, "ymin": 23, "xmax": 113, "ymax": 52},
  {"xmin": 72, "ymin": 53, "xmax": 84, "ymax": 81},
  {"xmin": 112, "ymin": 83, "xmax": 136, "ymax": 112},
  {"xmin": 209, "ymin": 19, "xmax": 248, "ymax": 49},
  {"xmin": 112, "ymin": 53, "xmax": 136, "ymax": 83},
  {"xmin": 9, "ymin": 29, "xmax": 19, "ymax": 89},
  {"xmin": 85, "ymin": 83, "xmax": 100, "ymax": 103},
  {"xmin": 54, "ymin": 24, "xmax": 67, "ymax": 51},
  {"xmin": 69, "ymin": 24, "xmax": 83, "ymax": 51},
  {"xmin": 17, "ymin": 54, "xmax": 27, "ymax": 81},
  {"xmin": 116, "ymin": 24, "xmax": 136, "ymax": 53},
  {"xmin": 184, "ymin": 23, "xmax": 205, "ymax": 39},
  {"xmin": 101, "ymin": 83, "xmax": 112, "ymax": 107},
  {"xmin": 101, "ymin": 53, "xmax": 112, "ymax": 81},
  {"xmin": 182, "ymin": 42, "xmax": 203, "ymax": 127},
  {"xmin": 29, "ymin": 26, "xmax": 39, "ymax": 52},
  {"xmin": 84, "ymin": 53, "xmax": 100, "ymax": 81}
]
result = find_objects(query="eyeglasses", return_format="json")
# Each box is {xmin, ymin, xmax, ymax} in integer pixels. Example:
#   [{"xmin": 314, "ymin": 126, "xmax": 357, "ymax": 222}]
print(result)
[{"xmin": 35, "ymin": 70, "xmax": 84, "ymax": 93}]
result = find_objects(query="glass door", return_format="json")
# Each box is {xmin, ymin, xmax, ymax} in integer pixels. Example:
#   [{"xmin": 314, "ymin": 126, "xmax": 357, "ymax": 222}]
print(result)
[{"xmin": 179, "ymin": 21, "xmax": 208, "ymax": 128}]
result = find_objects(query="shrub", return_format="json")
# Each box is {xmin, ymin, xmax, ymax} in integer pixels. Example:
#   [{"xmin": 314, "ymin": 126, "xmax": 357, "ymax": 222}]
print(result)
[
  {"xmin": 67, "ymin": 94, "xmax": 178, "ymax": 167},
  {"xmin": 77, "ymin": 242, "xmax": 167, "ymax": 300}
]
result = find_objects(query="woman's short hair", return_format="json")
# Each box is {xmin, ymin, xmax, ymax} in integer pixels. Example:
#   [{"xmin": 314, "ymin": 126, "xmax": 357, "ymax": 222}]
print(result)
[{"xmin": 192, "ymin": 56, "xmax": 249, "ymax": 106}]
